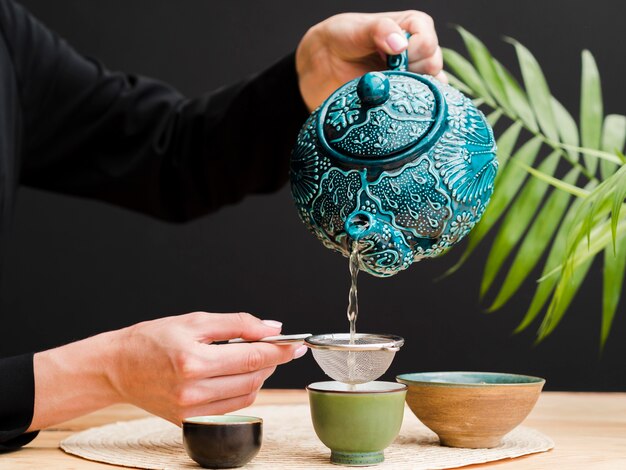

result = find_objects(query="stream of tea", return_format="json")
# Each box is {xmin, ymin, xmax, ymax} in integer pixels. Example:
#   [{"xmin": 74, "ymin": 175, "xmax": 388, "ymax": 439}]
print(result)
[
  {"xmin": 346, "ymin": 244, "xmax": 360, "ymax": 386},
  {"xmin": 347, "ymin": 244, "xmax": 360, "ymax": 344}
]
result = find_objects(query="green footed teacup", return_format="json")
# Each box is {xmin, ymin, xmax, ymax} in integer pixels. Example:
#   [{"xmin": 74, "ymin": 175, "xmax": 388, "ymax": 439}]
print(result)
[{"xmin": 307, "ymin": 381, "xmax": 407, "ymax": 466}]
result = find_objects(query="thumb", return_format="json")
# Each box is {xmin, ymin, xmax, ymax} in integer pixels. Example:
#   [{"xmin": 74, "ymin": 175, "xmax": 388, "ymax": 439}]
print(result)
[
  {"xmin": 368, "ymin": 16, "xmax": 408, "ymax": 55},
  {"xmin": 188, "ymin": 312, "xmax": 283, "ymax": 342}
]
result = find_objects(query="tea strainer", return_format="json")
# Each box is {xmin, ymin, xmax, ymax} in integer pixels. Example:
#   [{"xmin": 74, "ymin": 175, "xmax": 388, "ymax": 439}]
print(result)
[{"xmin": 305, "ymin": 333, "xmax": 404, "ymax": 384}]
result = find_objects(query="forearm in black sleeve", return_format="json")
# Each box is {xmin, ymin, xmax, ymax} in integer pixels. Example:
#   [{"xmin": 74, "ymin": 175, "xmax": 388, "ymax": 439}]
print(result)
[
  {"xmin": 0, "ymin": 353, "xmax": 39, "ymax": 452},
  {"xmin": 1, "ymin": 0, "xmax": 309, "ymax": 222}
]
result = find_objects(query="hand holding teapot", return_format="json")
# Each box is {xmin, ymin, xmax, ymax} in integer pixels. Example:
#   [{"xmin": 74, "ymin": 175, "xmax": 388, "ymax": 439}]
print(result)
[{"xmin": 292, "ymin": 26, "xmax": 497, "ymax": 277}]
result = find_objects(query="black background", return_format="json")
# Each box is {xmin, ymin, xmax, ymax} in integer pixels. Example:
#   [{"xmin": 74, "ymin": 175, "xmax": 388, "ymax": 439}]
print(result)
[{"xmin": 1, "ymin": 0, "xmax": 625, "ymax": 391}]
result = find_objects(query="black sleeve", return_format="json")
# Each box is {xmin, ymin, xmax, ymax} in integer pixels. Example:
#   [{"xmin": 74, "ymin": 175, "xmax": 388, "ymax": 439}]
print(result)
[
  {"xmin": 0, "ymin": 0, "xmax": 309, "ymax": 452},
  {"xmin": 2, "ymin": 0, "xmax": 309, "ymax": 221},
  {"xmin": 0, "ymin": 353, "xmax": 38, "ymax": 452}
]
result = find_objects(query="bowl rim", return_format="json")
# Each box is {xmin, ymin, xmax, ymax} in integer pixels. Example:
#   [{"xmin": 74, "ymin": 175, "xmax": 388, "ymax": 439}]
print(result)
[
  {"xmin": 183, "ymin": 415, "xmax": 263, "ymax": 426},
  {"xmin": 307, "ymin": 380, "xmax": 407, "ymax": 394},
  {"xmin": 396, "ymin": 371, "xmax": 546, "ymax": 387}
]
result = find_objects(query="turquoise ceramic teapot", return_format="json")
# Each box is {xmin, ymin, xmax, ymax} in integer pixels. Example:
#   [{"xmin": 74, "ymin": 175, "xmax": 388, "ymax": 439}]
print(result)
[{"xmin": 290, "ymin": 48, "xmax": 497, "ymax": 277}]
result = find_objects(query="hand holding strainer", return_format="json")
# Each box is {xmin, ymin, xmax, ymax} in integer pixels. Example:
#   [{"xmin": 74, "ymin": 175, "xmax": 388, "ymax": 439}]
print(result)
[{"xmin": 226, "ymin": 333, "xmax": 404, "ymax": 385}]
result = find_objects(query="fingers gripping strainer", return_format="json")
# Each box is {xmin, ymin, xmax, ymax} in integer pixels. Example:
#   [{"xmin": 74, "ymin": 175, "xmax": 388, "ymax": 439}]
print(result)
[{"xmin": 305, "ymin": 333, "xmax": 404, "ymax": 384}]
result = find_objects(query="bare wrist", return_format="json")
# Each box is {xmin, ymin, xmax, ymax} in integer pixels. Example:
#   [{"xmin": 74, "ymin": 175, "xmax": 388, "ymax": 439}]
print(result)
[
  {"xmin": 28, "ymin": 330, "xmax": 123, "ymax": 431},
  {"xmin": 93, "ymin": 329, "xmax": 127, "ymax": 404}
]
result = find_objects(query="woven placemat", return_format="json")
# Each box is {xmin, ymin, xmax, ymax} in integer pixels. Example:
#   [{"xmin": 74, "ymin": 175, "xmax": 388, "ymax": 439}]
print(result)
[{"xmin": 60, "ymin": 404, "xmax": 554, "ymax": 469}]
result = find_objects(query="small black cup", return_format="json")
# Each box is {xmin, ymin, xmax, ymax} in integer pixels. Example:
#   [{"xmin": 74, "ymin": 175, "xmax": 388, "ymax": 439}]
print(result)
[{"xmin": 182, "ymin": 415, "xmax": 262, "ymax": 468}]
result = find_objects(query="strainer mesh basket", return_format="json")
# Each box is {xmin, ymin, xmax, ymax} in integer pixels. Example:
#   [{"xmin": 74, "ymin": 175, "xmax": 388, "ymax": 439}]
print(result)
[{"xmin": 306, "ymin": 333, "xmax": 404, "ymax": 385}]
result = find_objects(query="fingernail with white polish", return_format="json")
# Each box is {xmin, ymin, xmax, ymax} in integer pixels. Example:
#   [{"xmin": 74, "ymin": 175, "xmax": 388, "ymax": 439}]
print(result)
[
  {"xmin": 293, "ymin": 345, "xmax": 308, "ymax": 359},
  {"xmin": 262, "ymin": 320, "xmax": 283, "ymax": 329},
  {"xmin": 386, "ymin": 32, "xmax": 408, "ymax": 53}
]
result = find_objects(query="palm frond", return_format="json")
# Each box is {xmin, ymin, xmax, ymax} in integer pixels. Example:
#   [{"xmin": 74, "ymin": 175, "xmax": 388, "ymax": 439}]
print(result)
[{"xmin": 443, "ymin": 28, "xmax": 626, "ymax": 346}]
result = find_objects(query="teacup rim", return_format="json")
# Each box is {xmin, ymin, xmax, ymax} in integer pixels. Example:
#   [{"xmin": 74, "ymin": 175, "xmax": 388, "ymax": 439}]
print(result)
[
  {"xmin": 183, "ymin": 415, "xmax": 262, "ymax": 426},
  {"xmin": 396, "ymin": 371, "xmax": 546, "ymax": 387},
  {"xmin": 307, "ymin": 380, "xmax": 407, "ymax": 394}
]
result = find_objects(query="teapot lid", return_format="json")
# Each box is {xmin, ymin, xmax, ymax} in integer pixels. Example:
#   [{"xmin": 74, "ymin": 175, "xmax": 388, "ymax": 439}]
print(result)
[{"xmin": 318, "ymin": 70, "xmax": 447, "ymax": 168}]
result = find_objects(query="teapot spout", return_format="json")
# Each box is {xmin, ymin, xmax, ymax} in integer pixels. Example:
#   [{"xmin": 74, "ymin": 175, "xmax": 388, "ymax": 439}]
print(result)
[
  {"xmin": 344, "ymin": 211, "xmax": 414, "ymax": 277},
  {"xmin": 345, "ymin": 211, "xmax": 375, "ymax": 243}
]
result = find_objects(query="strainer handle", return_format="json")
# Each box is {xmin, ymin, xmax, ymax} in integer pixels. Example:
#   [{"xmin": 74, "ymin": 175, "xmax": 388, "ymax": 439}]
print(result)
[{"xmin": 225, "ymin": 334, "xmax": 312, "ymax": 344}]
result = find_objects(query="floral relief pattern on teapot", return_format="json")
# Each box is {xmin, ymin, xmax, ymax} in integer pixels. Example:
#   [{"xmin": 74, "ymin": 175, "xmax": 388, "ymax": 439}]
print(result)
[{"xmin": 290, "ymin": 51, "xmax": 497, "ymax": 277}]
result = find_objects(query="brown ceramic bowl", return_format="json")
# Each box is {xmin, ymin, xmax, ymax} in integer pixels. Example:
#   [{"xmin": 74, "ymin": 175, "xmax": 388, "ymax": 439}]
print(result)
[
  {"xmin": 396, "ymin": 372, "xmax": 545, "ymax": 448},
  {"xmin": 182, "ymin": 415, "xmax": 262, "ymax": 468}
]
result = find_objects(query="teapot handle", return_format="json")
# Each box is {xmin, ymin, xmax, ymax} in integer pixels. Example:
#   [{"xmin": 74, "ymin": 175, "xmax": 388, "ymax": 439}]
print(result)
[{"xmin": 386, "ymin": 32, "xmax": 411, "ymax": 71}]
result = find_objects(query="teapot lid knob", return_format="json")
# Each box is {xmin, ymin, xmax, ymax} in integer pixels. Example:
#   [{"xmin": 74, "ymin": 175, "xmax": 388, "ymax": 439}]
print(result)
[{"xmin": 356, "ymin": 72, "xmax": 390, "ymax": 107}]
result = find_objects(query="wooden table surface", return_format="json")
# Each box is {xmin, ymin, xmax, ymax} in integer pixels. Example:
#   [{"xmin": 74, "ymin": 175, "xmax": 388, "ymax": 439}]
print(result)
[{"xmin": 1, "ymin": 390, "xmax": 624, "ymax": 470}]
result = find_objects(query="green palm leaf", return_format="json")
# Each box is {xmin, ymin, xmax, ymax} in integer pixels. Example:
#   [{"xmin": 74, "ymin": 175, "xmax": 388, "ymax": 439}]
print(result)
[
  {"xmin": 493, "ymin": 121, "xmax": 524, "ymax": 173},
  {"xmin": 493, "ymin": 59, "xmax": 538, "ymax": 132},
  {"xmin": 601, "ymin": 115, "xmax": 626, "ymax": 248},
  {"xmin": 442, "ymin": 49, "xmax": 494, "ymax": 106},
  {"xmin": 563, "ymin": 165, "xmax": 626, "ymax": 262},
  {"xmin": 540, "ymin": 211, "xmax": 626, "ymax": 339},
  {"xmin": 611, "ymin": 177, "xmax": 626, "ymax": 251},
  {"xmin": 551, "ymin": 98, "xmax": 579, "ymax": 162},
  {"xmin": 516, "ymin": 163, "xmax": 590, "ymax": 198},
  {"xmin": 506, "ymin": 38, "xmax": 559, "ymax": 143},
  {"xmin": 602, "ymin": 232, "xmax": 626, "ymax": 349},
  {"xmin": 580, "ymin": 50, "xmax": 603, "ymax": 175},
  {"xmin": 538, "ymin": 257, "xmax": 594, "ymax": 340},
  {"xmin": 480, "ymin": 151, "xmax": 560, "ymax": 298},
  {"xmin": 515, "ymin": 186, "xmax": 595, "ymax": 332},
  {"xmin": 456, "ymin": 27, "xmax": 512, "ymax": 113},
  {"xmin": 488, "ymin": 167, "xmax": 580, "ymax": 312},
  {"xmin": 600, "ymin": 114, "xmax": 626, "ymax": 349},
  {"xmin": 550, "ymin": 144, "xmax": 623, "ymax": 164}
]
